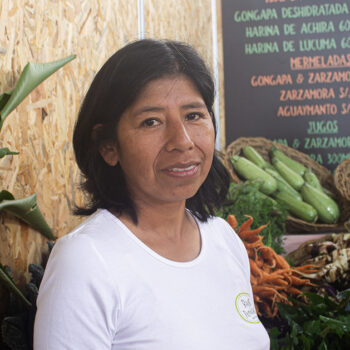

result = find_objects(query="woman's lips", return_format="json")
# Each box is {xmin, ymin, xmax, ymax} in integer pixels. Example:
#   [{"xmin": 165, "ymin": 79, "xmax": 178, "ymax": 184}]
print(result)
[{"xmin": 163, "ymin": 163, "xmax": 200, "ymax": 177}]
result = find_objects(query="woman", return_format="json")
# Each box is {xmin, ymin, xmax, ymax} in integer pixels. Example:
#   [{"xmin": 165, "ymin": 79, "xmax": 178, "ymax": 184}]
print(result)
[{"xmin": 34, "ymin": 39, "xmax": 270, "ymax": 349}]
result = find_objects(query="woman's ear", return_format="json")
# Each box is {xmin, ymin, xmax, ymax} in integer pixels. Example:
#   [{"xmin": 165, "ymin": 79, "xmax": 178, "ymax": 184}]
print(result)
[
  {"xmin": 99, "ymin": 141, "xmax": 119, "ymax": 166},
  {"xmin": 92, "ymin": 124, "xmax": 119, "ymax": 166}
]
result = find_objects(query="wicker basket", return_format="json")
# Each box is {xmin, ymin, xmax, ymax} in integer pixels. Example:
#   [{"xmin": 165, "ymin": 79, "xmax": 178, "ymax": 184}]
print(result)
[
  {"xmin": 334, "ymin": 158, "xmax": 350, "ymax": 225},
  {"xmin": 224, "ymin": 137, "xmax": 349, "ymax": 233},
  {"xmin": 334, "ymin": 157, "xmax": 350, "ymax": 201}
]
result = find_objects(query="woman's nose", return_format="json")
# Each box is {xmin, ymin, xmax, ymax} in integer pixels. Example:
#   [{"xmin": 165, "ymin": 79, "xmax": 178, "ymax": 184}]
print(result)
[{"xmin": 165, "ymin": 120, "xmax": 194, "ymax": 152}]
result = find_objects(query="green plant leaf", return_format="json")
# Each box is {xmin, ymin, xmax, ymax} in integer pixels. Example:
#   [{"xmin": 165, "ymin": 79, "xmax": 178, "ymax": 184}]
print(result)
[
  {"xmin": 0, "ymin": 54, "xmax": 76, "ymax": 131},
  {"xmin": 320, "ymin": 315, "xmax": 350, "ymax": 335},
  {"xmin": 0, "ymin": 264, "xmax": 31, "ymax": 307},
  {"xmin": 0, "ymin": 147, "xmax": 19, "ymax": 158},
  {"xmin": 0, "ymin": 193, "xmax": 56, "ymax": 240},
  {"xmin": 216, "ymin": 180, "xmax": 286, "ymax": 253},
  {"xmin": 0, "ymin": 190, "xmax": 15, "ymax": 201},
  {"xmin": 1, "ymin": 315, "xmax": 29, "ymax": 349},
  {"xmin": 338, "ymin": 289, "xmax": 350, "ymax": 312},
  {"xmin": 0, "ymin": 89, "xmax": 13, "ymax": 111},
  {"xmin": 302, "ymin": 292, "xmax": 327, "ymax": 305},
  {"xmin": 274, "ymin": 291, "xmax": 350, "ymax": 349}
]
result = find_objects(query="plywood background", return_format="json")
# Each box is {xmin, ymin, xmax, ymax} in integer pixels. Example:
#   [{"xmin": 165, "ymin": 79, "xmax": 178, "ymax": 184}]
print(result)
[{"xmin": 0, "ymin": 0, "xmax": 225, "ymax": 286}]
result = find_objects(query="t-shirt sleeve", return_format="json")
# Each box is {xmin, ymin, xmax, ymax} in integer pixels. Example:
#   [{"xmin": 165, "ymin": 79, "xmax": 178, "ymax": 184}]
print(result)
[{"xmin": 34, "ymin": 233, "xmax": 120, "ymax": 350}]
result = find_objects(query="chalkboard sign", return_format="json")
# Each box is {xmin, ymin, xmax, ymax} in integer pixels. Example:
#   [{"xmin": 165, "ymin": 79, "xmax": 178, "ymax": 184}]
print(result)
[{"xmin": 222, "ymin": 0, "xmax": 350, "ymax": 171}]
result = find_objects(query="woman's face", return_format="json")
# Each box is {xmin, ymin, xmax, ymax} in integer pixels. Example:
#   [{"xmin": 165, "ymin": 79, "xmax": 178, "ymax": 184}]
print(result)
[{"xmin": 101, "ymin": 75, "xmax": 215, "ymax": 208}]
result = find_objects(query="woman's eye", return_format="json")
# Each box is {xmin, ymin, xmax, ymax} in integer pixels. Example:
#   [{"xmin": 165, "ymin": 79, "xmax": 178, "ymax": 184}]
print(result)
[
  {"xmin": 186, "ymin": 113, "xmax": 201, "ymax": 121},
  {"xmin": 142, "ymin": 118, "xmax": 160, "ymax": 127}
]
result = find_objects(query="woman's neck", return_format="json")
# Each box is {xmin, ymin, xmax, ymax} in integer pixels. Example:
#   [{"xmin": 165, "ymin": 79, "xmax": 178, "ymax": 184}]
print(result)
[{"xmin": 113, "ymin": 201, "xmax": 201, "ymax": 262}]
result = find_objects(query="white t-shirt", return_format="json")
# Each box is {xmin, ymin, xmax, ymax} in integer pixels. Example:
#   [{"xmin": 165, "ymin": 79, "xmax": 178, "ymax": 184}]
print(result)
[{"xmin": 34, "ymin": 209, "xmax": 270, "ymax": 350}]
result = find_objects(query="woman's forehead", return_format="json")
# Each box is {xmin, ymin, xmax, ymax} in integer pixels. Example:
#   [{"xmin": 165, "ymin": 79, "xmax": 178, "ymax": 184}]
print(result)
[{"xmin": 131, "ymin": 74, "xmax": 204, "ymax": 107}]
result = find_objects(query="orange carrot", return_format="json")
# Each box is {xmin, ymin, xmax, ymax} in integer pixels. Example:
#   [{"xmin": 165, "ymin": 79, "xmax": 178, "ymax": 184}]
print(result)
[
  {"xmin": 239, "ymin": 224, "xmax": 267, "ymax": 240},
  {"xmin": 253, "ymin": 285, "xmax": 278, "ymax": 298},
  {"xmin": 227, "ymin": 215, "xmax": 237, "ymax": 230},
  {"xmin": 286, "ymin": 286, "xmax": 303, "ymax": 295},
  {"xmin": 258, "ymin": 246, "xmax": 277, "ymax": 268},
  {"xmin": 275, "ymin": 254, "xmax": 291, "ymax": 269},
  {"xmin": 255, "ymin": 257, "xmax": 265, "ymax": 268},
  {"xmin": 237, "ymin": 215, "xmax": 254, "ymax": 234},
  {"xmin": 253, "ymin": 294, "xmax": 261, "ymax": 303},
  {"xmin": 250, "ymin": 275, "xmax": 259, "ymax": 286},
  {"xmin": 244, "ymin": 236, "xmax": 264, "ymax": 248},
  {"xmin": 290, "ymin": 275, "xmax": 312, "ymax": 286},
  {"xmin": 227, "ymin": 213, "xmax": 316, "ymax": 319},
  {"xmin": 261, "ymin": 277, "xmax": 289, "ymax": 287},
  {"xmin": 269, "ymin": 268, "xmax": 292, "ymax": 276},
  {"xmin": 248, "ymin": 249, "xmax": 256, "ymax": 259},
  {"xmin": 249, "ymin": 258, "xmax": 263, "ymax": 278},
  {"xmin": 293, "ymin": 264, "xmax": 320, "ymax": 273}
]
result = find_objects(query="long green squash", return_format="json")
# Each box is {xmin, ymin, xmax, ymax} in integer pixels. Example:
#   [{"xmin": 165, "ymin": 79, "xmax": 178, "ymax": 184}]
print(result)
[{"xmin": 231, "ymin": 155, "xmax": 277, "ymax": 195}]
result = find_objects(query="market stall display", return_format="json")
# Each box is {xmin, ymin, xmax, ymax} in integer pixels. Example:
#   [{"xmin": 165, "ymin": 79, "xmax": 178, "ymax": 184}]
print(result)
[
  {"xmin": 227, "ymin": 214, "xmax": 317, "ymax": 318},
  {"xmin": 226, "ymin": 214, "xmax": 350, "ymax": 349},
  {"xmin": 224, "ymin": 137, "xmax": 350, "ymax": 233}
]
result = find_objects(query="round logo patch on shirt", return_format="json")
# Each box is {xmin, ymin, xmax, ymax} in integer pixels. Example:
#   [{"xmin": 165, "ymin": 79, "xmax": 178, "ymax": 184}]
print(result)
[{"xmin": 235, "ymin": 292, "xmax": 260, "ymax": 324}]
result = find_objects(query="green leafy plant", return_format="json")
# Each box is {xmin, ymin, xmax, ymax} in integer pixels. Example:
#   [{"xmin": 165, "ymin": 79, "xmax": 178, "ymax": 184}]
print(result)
[
  {"xmin": 269, "ymin": 290, "xmax": 350, "ymax": 350},
  {"xmin": 0, "ymin": 55, "xmax": 75, "ymax": 317},
  {"xmin": 0, "ymin": 264, "xmax": 30, "ymax": 308},
  {"xmin": 216, "ymin": 180, "xmax": 287, "ymax": 254},
  {"xmin": 1, "ymin": 243, "xmax": 53, "ymax": 350}
]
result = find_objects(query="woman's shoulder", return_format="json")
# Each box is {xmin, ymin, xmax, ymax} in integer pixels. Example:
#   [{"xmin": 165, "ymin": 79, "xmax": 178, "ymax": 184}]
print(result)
[
  {"xmin": 50, "ymin": 209, "xmax": 124, "ymax": 268},
  {"xmin": 199, "ymin": 215, "xmax": 248, "ymax": 260},
  {"xmin": 62, "ymin": 208, "xmax": 115, "ymax": 236},
  {"xmin": 41, "ymin": 209, "xmax": 124, "ymax": 293},
  {"xmin": 57, "ymin": 209, "xmax": 119, "ymax": 246},
  {"xmin": 201, "ymin": 215, "xmax": 238, "ymax": 238}
]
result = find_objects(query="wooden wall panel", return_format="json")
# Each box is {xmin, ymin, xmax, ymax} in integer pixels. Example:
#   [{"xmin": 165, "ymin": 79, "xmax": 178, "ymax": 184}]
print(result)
[
  {"xmin": 0, "ymin": 0, "xmax": 139, "ymax": 285},
  {"xmin": 144, "ymin": 0, "xmax": 213, "ymax": 67},
  {"xmin": 0, "ymin": 0, "xmax": 225, "ymax": 285}
]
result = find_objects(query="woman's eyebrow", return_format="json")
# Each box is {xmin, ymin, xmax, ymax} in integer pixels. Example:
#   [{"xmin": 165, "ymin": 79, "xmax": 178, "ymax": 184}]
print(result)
[
  {"xmin": 133, "ymin": 106, "xmax": 164, "ymax": 116},
  {"xmin": 133, "ymin": 101, "xmax": 206, "ymax": 116},
  {"xmin": 181, "ymin": 101, "xmax": 207, "ymax": 110}
]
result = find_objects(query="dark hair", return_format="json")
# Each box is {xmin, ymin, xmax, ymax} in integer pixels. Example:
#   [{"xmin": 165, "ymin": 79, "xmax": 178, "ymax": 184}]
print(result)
[{"xmin": 73, "ymin": 39, "xmax": 230, "ymax": 222}]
